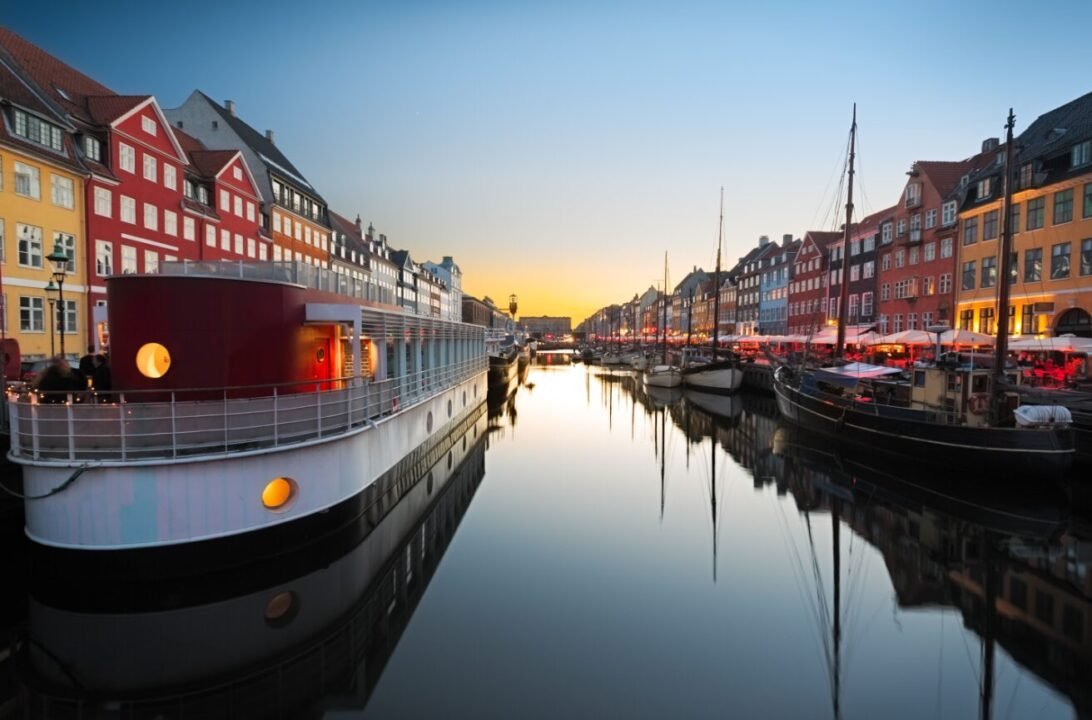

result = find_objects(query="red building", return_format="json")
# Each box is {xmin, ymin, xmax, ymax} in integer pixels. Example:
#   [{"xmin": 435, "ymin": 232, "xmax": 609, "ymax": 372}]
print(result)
[
  {"xmin": 174, "ymin": 129, "xmax": 268, "ymax": 262},
  {"xmin": 875, "ymin": 152, "xmax": 996, "ymax": 334},
  {"xmin": 788, "ymin": 230, "xmax": 840, "ymax": 335},
  {"xmin": 826, "ymin": 206, "xmax": 894, "ymax": 329}
]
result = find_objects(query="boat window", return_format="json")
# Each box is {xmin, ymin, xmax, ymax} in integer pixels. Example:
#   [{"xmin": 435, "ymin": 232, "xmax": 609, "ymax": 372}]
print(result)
[
  {"xmin": 971, "ymin": 375, "xmax": 988, "ymax": 393},
  {"xmin": 135, "ymin": 342, "xmax": 171, "ymax": 379},
  {"xmin": 913, "ymin": 370, "xmax": 925, "ymax": 387}
]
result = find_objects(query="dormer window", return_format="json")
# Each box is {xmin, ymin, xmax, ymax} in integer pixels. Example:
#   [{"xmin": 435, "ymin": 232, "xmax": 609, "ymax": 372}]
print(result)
[
  {"xmin": 12, "ymin": 109, "xmax": 63, "ymax": 152},
  {"xmin": 183, "ymin": 179, "xmax": 195, "ymax": 199},
  {"xmin": 941, "ymin": 200, "xmax": 958, "ymax": 226},
  {"xmin": 196, "ymin": 185, "xmax": 209, "ymax": 204},
  {"xmin": 1018, "ymin": 163, "xmax": 1034, "ymax": 189},
  {"xmin": 1071, "ymin": 140, "xmax": 1091, "ymax": 168},
  {"xmin": 84, "ymin": 135, "xmax": 101, "ymax": 162},
  {"xmin": 976, "ymin": 178, "xmax": 992, "ymax": 201},
  {"xmin": 905, "ymin": 183, "xmax": 921, "ymax": 208}
]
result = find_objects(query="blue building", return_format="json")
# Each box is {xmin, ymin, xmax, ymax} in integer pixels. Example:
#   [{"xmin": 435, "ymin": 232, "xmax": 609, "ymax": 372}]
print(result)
[{"xmin": 758, "ymin": 235, "xmax": 799, "ymax": 335}]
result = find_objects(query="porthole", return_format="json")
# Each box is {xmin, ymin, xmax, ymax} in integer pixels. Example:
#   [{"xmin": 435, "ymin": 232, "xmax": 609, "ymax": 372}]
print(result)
[
  {"xmin": 426, "ymin": 411, "xmax": 434, "ymax": 432},
  {"xmin": 262, "ymin": 476, "xmax": 298, "ymax": 511},
  {"xmin": 447, "ymin": 451, "xmax": 453, "ymax": 470},
  {"xmin": 463, "ymin": 390, "xmax": 467, "ymax": 407},
  {"xmin": 316, "ymin": 347, "xmax": 326, "ymax": 362},
  {"xmin": 427, "ymin": 471, "xmax": 434, "ymax": 495},
  {"xmin": 474, "ymin": 384, "xmax": 478, "ymax": 398},
  {"xmin": 462, "ymin": 436, "xmax": 467, "ymax": 451},
  {"xmin": 135, "ymin": 342, "xmax": 171, "ymax": 379},
  {"xmin": 447, "ymin": 399, "xmax": 453, "ymax": 418},
  {"xmin": 264, "ymin": 591, "xmax": 299, "ymax": 628}
]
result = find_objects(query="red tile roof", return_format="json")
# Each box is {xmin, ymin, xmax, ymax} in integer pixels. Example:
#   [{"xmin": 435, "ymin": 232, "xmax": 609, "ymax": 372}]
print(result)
[
  {"xmin": 188, "ymin": 150, "xmax": 237, "ymax": 178},
  {"xmin": 85, "ymin": 94, "xmax": 149, "ymax": 125}
]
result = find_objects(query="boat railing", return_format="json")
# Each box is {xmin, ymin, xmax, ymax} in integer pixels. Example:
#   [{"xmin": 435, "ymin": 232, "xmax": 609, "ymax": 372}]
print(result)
[
  {"xmin": 800, "ymin": 377, "xmax": 965, "ymax": 425},
  {"xmin": 7, "ymin": 356, "xmax": 487, "ymax": 463}
]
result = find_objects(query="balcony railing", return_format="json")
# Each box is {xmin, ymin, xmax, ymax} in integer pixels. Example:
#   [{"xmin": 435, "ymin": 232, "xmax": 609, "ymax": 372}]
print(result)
[{"xmin": 8, "ymin": 356, "xmax": 487, "ymax": 463}]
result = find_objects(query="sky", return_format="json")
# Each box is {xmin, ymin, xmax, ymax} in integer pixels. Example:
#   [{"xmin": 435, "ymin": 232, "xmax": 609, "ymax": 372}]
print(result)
[{"xmin": 7, "ymin": 0, "xmax": 1092, "ymax": 322}]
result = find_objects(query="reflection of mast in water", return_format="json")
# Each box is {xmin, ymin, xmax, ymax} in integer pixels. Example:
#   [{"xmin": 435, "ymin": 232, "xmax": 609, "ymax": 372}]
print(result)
[
  {"xmin": 660, "ymin": 406, "xmax": 666, "ymax": 521},
  {"xmin": 980, "ymin": 534, "xmax": 996, "ymax": 720}
]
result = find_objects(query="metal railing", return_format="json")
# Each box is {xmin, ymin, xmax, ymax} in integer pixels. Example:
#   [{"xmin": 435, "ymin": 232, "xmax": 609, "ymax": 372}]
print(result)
[
  {"xmin": 8, "ymin": 357, "xmax": 486, "ymax": 463},
  {"xmin": 160, "ymin": 260, "xmax": 398, "ymax": 306}
]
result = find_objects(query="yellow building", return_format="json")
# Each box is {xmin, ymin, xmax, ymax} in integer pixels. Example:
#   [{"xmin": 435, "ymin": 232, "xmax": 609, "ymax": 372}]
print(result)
[
  {"xmin": 956, "ymin": 95, "xmax": 1092, "ymax": 338},
  {"xmin": 0, "ymin": 95, "xmax": 88, "ymax": 361}
]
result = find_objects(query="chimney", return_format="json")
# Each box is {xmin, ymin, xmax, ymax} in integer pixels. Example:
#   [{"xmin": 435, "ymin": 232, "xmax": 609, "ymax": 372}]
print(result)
[
  {"xmin": 355, "ymin": 215, "xmax": 363, "ymax": 233},
  {"xmin": 782, "ymin": 233, "xmax": 793, "ymax": 247},
  {"xmin": 225, "ymin": 99, "xmax": 235, "ymax": 116},
  {"xmin": 982, "ymin": 137, "xmax": 1000, "ymax": 153},
  {"xmin": 758, "ymin": 235, "xmax": 769, "ymax": 247},
  {"xmin": 266, "ymin": 129, "xmax": 275, "ymax": 145}
]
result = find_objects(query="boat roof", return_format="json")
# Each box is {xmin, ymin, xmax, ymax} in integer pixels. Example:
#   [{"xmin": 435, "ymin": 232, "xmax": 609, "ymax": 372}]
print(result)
[{"xmin": 814, "ymin": 362, "xmax": 903, "ymax": 387}]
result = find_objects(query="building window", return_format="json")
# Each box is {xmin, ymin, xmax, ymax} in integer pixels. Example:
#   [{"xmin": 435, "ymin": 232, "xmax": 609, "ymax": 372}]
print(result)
[
  {"xmin": 922, "ymin": 311, "xmax": 933, "ymax": 328},
  {"xmin": 880, "ymin": 283, "xmax": 890, "ymax": 301},
  {"xmin": 234, "ymin": 234, "xmax": 243, "ymax": 254},
  {"xmin": 850, "ymin": 239, "xmax": 860, "ymax": 256},
  {"xmin": 183, "ymin": 179, "xmax": 194, "ymax": 199},
  {"xmin": 863, "ymin": 260, "xmax": 874, "ymax": 279},
  {"xmin": 143, "ymin": 153, "xmax": 157, "ymax": 182},
  {"xmin": 1024, "ymin": 248, "xmax": 1042, "ymax": 282},
  {"xmin": 978, "ymin": 307, "xmax": 995, "ymax": 335},
  {"xmin": 963, "ymin": 216, "xmax": 978, "ymax": 245},
  {"xmin": 939, "ymin": 273, "xmax": 952, "ymax": 295},
  {"xmin": 205, "ymin": 225, "xmax": 215, "ymax": 247},
  {"xmin": 183, "ymin": 216, "xmax": 196, "ymax": 241},
  {"xmin": 863, "ymin": 235, "xmax": 875, "ymax": 252},
  {"xmin": 881, "ymin": 223, "xmax": 892, "ymax": 244},
  {"xmin": 121, "ymin": 245, "xmax": 137, "ymax": 274},
  {"xmin": 221, "ymin": 228, "xmax": 230, "ymax": 250},
  {"xmin": 910, "ymin": 213, "xmax": 921, "ymax": 231},
  {"xmin": 976, "ymin": 178, "xmax": 992, "ymax": 200},
  {"xmin": 96, "ymin": 240, "xmax": 113, "ymax": 276},
  {"xmin": 84, "ymin": 135, "xmax": 101, "ymax": 161},
  {"xmin": 1027, "ymin": 197, "xmax": 1045, "ymax": 230},
  {"xmin": 120, "ymin": 195, "xmax": 136, "ymax": 224},
  {"xmin": 942, "ymin": 201, "xmax": 957, "ymax": 226},
  {"xmin": 259, "ymin": 243, "xmax": 268, "ymax": 261},
  {"xmin": 233, "ymin": 195, "xmax": 243, "ymax": 217},
  {"xmin": 983, "ymin": 210, "xmax": 998, "ymax": 240},
  {"xmin": 50, "ymin": 175, "xmax": 74, "ymax": 209},
  {"xmin": 1010, "ymin": 202, "xmax": 1020, "ymax": 234},
  {"xmin": 958, "ymin": 309, "xmax": 973, "ymax": 330},
  {"xmin": 1051, "ymin": 242, "xmax": 1071, "ymax": 279},
  {"xmin": 247, "ymin": 201, "xmax": 255, "ymax": 223},
  {"xmin": 909, "ymin": 246, "xmax": 919, "ymax": 265},
  {"xmin": 13, "ymin": 162, "xmax": 40, "ymax": 199},
  {"xmin": 962, "ymin": 260, "xmax": 976, "ymax": 290},
  {"xmin": 12, "ymin": 109, "xmax": 62, "ymax": 151},
  {"xmin": 925, "ymin": 209, "xmax": 937, "ymax": 229},
  {"xmin": 1071, "ymin": 140, "xmax": 1092, "ymax": 168},
  {"xmin": 143, "ymin": 203, "xmax": 158, "ymax": 231},
  {"xmin": 1009, "ymin": 252, "xmax": 1018, "ymax": 284},
  {"xmin": 144, "ymin": 249, "xmax": 159, "ymax": 274},
  {"xmin": 164, "ymin": 210, "xmax": 178, "ymax": 236},
  {"xmin": 57, "ymin": 299, "xmax": 77, "ymax": 335},
  {"xmin": 907, "ymin": 312, "xmax": 917, "ymax": 330},
  {"xmin": 119, "ymin": 142, "xmax": 136, "ymax": 173},
  {"xmin": 1021, "ymin": 305, "xmax": 1035, "ymax": 336},
  {"xmin": 17, "ymin": 223, "xmax": 43, "ymax": 268},
  {"xmin": 233, "ymin": 166, "xmax": 243, "ymax": 181},
  {"xmin": 924, "ymin": 242, "xmax": 936, "ymax": 262},
  {"xmin": 895, "ymin": 249, "xmax": 905, "ymax": 268},
  {"xmin": 1018, "ymin": 163, "xmax": 1033, "ymax": 189},
  {"xmin": 141, "ymin": 115, "xmax": 157, "ymax": 136},
  {"xmin": 1082, "ymin": 238, "xmax": 1092, "ymax": 276},
  {"xmin": 1085, "ymin": 183, "xmax": 1092, "ymax": 219},
  {"xmin": 892, "ymin": 314, "xmax": 903, "ymax": 333},
  {"xmin": 1054, "ymin": 188, "xmax": 1074, "ymax": 225},
  {"xmin": 940, "ymin": 237, "xmax": 952, "ymax": 258},
  {"xmin": 196, "ymin": 185, "xmax": 209, "ymax": 204},
  {"xmin": 981, "ymin": 256, "xmax": 997, "ymax": 288},
  {"xmin": 93, "ymin": 186, "xmax": 112, "ymax": 217},
  {"xmin": 220, "ymin": 189, "xmax": 230, "ymax": 211},
  {"xmin": 164, "ymin": 164, "xmax": 177, "ymax": 190},
  {"xmin": 849, "ymin": 264, "xmax": 860, "ymax": 282},
  {"xmin": 247, "ymin": 238, "xmax": 256, "ymax": 258},
  {"xmin": 896, "ymin": 218, "xmax": 906, "ymax": 236},
  {"xmin": 922, "ymin": 276, "xmax": 935, "ymax": 296},
  {"xmin": 861, "ymin": 291, "xmax": 873, "ymax": 317},
  {"xmin": 273, "ymin": 213, "xmax": 282, "ymax": 233},
  {"xmin": 19, "ymin": 296, "xmax": 43, "ymax": 332},
  {"xmin": 54, "ymin": 232, "xmax": 75, "ymax": 272}
]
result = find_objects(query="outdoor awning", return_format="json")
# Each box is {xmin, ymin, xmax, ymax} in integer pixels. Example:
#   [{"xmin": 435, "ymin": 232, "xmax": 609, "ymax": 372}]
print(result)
[
  {"xmin": 1009, "ymin": 336, "xmax": 1092, "ymax": 353},
  {"xmin": 814, "ymin": 362, "xmax": 904, "ymax": 387},
  {"xmin": 938, "ymin": 329, "xmax": 994, "ymax": 346},
  {"xmin": 810, "ymin": 324, "xmax": 877, "ymax": 345},
  {"xmin": 877, "ymin": 329, "xmax": 936, "ymax": 346}
]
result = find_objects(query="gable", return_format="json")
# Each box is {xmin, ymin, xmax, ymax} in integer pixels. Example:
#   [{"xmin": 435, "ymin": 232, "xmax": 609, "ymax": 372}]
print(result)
[
  {"xmin": 217, "ymin": 154, "xmax": 260, "ymax": 199},
  {"xmin": 113, "ymin": 99, "xmax": 187, "ymax": 163}
]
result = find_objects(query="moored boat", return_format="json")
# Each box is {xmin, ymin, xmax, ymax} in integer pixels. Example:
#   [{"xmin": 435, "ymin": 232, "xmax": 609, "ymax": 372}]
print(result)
[{"xmin": 7, "ymin": 261, "xmax": 488, "ymax": 564}]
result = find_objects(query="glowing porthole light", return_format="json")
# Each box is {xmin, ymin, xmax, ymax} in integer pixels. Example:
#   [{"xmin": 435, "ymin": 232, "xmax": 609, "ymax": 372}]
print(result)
[
  {"xmin": 262, "ymin": 477, "xmax": 296, "ymax": 510},
  {"xmin": 135, "ymin": 342, "xmax": 171, "ymax": 379},
  {"xmin": 264, "ymin": 591, "xmax": 299, "ymax": 628}
]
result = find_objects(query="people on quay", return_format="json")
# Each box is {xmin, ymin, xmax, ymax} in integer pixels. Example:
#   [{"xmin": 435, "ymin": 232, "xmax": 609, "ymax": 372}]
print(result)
[
  {"xmin": 32, "ymin": 355, "xmax": 85, "ymax": 403},
  {"xmin": 91, "ymin": 353, "xmax": 112, "ymax": 400},
  {"xmin": 78, "ymin": 344, "xmax": 97, "ymax": 380}
]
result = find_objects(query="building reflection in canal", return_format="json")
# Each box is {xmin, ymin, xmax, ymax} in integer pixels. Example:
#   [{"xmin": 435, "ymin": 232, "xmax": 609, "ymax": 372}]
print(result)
[
  {"xmin": 591, "ymin": 366, "xmax": 1090, "ymax": 719},
  {"xmin": 19, "ymin": 404, "xmax": 490, "ymax": 719}
]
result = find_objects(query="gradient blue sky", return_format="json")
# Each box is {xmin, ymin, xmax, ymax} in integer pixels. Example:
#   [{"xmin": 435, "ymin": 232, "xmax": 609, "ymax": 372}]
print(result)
[{"xmin": 7, "ymin": 0, "xmax": 1092, "ymax": 320}]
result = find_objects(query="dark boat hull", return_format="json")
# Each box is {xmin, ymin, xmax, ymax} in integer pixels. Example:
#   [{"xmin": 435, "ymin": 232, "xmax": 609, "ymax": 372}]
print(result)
[
  {"xmin": 772, "ymin": 367, "xmax": 1074, "ymax": 478},
  {"xmin": 488, "ymin": 351, "xmax": 519, "ymax": 389}
]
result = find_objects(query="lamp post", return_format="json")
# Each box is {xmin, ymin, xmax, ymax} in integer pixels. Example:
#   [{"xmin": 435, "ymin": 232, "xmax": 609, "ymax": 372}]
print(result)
[
  {"xmin": 45, "ymin": 279, "xmax": 57, "ymax": 357},
  {"xmin": 46, "ymin": 241, "xmax": 69, "ymax": 358}
]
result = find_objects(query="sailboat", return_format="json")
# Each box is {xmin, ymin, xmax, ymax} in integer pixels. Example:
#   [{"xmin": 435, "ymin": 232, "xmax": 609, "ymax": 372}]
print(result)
[
  {"xmin": 682, "ymin": 188, "xmax": 744, "ymax": 394},
  {"xmin": 772, "ymin": 106, "xmax": 1075, "ymax": 478},
  {"xmin": 645, "ymin": 253, "xmax": 683, "ymax": 388}
]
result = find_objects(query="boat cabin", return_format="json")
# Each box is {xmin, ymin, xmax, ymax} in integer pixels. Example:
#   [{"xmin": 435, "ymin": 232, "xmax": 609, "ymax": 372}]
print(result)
[{"xmin": 909, "ymin": 365, "xmax": 1021, "ymax": 428}]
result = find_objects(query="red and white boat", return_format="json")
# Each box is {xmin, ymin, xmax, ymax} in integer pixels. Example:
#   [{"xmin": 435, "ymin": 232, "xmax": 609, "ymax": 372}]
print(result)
[{"xmin": 7, "ymin": 261, "xmax": 487, "ymax": 566}]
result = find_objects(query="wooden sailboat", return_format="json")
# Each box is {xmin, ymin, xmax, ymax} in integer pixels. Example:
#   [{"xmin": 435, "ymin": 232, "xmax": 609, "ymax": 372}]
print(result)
[
  {"xmin": 772, "ymin": 106, "xmax": 1075, "ymax": 478},
  {"xmin": 645, "ymin": 253, "xmax": 683, "ymax": 388},
  {"xmin": 682, "ymin": 188, "xmax": 744, "ymax": 394}
]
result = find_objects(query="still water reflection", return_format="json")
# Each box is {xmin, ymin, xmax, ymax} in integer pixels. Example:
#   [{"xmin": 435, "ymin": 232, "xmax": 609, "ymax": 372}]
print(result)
[{"xmin": 8, "ymin": 358, "xmax": 1091, "ymax": 718}]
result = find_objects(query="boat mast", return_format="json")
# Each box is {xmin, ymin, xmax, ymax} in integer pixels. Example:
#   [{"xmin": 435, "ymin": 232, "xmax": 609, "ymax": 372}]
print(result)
[
  {"xmin": 662, "ymin": 252, "xmax": 669, "ymax": 365},
  {"xmin": 713, "ymin": 187, "xmax": 723, "ymax": 363},
  {"xmin": 832, "ymin": 499, "xmax": 842, "ymax": 720},
  {"xmin": 992, "ymin": 110, "xmax": 1017, "ymax": 425},
  {"xmin": 835, "ymin": 104, "xmax": 857, "ymax": 360}
]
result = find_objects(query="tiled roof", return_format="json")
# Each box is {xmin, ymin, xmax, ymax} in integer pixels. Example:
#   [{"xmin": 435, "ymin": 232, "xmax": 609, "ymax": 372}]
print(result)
[
  {"xmin": 916, "ymin": 160, "xmax": 986, "ymax": 199},
  {"xmin": 172, "ymin": 126, "xmax": 205, "ymax": 153},
  {"xmin": 1016, "ymin": 90, "xmax": 1092, "ymax": 165},
  {"xmin": 329, "ymin": 211, "xmax": 371, "ymax": 258},
  {"xmin": 197, "ymin": 91, "xmax": 323, "ymax": 201},
  {"xmin": 0, "ymin": 26, "xmax": 114, "ymax": 125},
  {"xmin": 803, "ymin": 230, "xmax": 841, "ymax": 250},
  {"xmin": 85, "ymin": 94, "xmax": 149, "ymax": 125},
  {"xmin": 853, "ymin": 205, "xmax": 896, "ymax": 236},
  {"xmin": 188, "ymin": 150, "xmax": 238, "ymax": 179},
  {"xmin": 0, "ymin": 58, "xmax": 84, "ymax": 173}
]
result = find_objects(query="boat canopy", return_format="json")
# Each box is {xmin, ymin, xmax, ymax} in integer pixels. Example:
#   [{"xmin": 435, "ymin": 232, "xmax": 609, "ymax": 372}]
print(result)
[{"xmin": 814, "ymin": 362, "xmax": 904, "ymax": 387}]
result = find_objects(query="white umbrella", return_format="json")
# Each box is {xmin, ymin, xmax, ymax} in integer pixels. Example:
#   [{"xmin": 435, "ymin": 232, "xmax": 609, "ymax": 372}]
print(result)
[
  {"xmin": 939, "ymin": 328, "xmax": 995, "ymax": 346},
  {"xmin": 1009, "ymin": 336, "xmax": 1092, "ymax": 353},
  {"xmin": 877, "ymin": 329, "xmax": 936, "ymax": 346}
]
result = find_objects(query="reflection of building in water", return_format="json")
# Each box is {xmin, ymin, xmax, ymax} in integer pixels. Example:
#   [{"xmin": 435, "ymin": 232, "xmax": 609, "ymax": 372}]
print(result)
[
  {"xmin": 20, "ymin": 407, "xmax": 489, "ymax": 719},
  {"xmin": 774, "ymin": 429, "xmax": 1091, "ymax": 718}
]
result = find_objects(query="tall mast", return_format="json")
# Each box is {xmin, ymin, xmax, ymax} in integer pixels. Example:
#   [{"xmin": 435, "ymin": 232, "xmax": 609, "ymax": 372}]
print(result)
[
  {"xmin": 713, "ymin": 187, "xmax": 724, "ymax": 362},
  {"xmin": 832, "ymin": 499, "xmax": 842, "ymax": 720},
  {"xmin": 992, "ymin": 109, "xmax": 1017, "ymax": 425},
  {"xmin": 662, "ymin": 253, "xmax": 669, "ymax": 365},
  {"xmin": 835, "ymin": 104, "xmax": 857, "ymax": 359}
]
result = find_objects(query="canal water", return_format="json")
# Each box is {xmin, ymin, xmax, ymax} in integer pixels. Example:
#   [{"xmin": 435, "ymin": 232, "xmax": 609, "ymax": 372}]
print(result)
[{"xmin": 3, "ymin": 355, "xmax": 1090, "ymax": 718}]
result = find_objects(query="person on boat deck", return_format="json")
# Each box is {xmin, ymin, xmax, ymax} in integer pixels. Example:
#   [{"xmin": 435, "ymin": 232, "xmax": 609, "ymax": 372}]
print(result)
[
  {"xmin": 78, "ymin": 344, "xmax": 96, "ymax": 380},
  {"xmin": 91, "ymin": 353, "xmax": 112, "ymax": 400},
  {"xmin": 33, "ymin": 355, "xmax": 85, "ymax": 402}
]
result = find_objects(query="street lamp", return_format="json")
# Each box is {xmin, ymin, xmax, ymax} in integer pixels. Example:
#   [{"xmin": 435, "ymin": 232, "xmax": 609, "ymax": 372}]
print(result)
[
  {"xmin": 46, "ymin": 241, "xmax": 69, "ymax": 357},
  {"xmin": 45, "ymin": 278, "xmax": 58, "ymax": 357}
]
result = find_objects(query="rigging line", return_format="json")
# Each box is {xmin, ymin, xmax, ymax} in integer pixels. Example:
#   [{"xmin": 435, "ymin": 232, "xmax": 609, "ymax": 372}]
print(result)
[
  {"xmin": 810, "ymin": 127, "xmax": 857, "ymax": 232},
  {"xmin": 936, "ymin": 611, "xmax": 945, "ymax": 720},
  {"xmin": 774, "ymin": 495, "xmax": 831, "ymax": 663},
  {"xmin": 803, "ymin": 511, "xmax": 835, "ymax": 665}
]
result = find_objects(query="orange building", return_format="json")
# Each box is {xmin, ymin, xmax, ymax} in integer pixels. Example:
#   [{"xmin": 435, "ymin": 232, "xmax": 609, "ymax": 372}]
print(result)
[{"xmin": 956, "ymin": 92, "xmax": 1092, "ymax": 338}]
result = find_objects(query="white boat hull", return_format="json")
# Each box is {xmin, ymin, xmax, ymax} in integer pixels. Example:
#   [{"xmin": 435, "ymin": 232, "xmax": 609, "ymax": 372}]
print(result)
[
  {"xmin": 682, "ymin": 366, "xmax": 744, "ymax": 393},
  {"xmin": 19, "ymin": 371, "xmax": 487, "ymax": 551},
  {"xmin": 644, "ymin": 366, "xmax": 682, "ymax": 388}
]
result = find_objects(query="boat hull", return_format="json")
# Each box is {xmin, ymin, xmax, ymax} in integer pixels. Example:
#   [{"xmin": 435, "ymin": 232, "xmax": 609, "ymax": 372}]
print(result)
[
  {"xmin": 644, "ymin": 367, "xmax": 682, "ymax": 388},
  {"xmin": 488, "ymin": 353, "xmax": 518, "ymax": 388},
  {"xmin": 681, "ymin": 360, "xmax": 743, "ymax": 394},
  {"xmin": 772, "ymin": 367, "xmax": 1074, "ymax": 477},
  {"xmin": 19, "ymin": 371, "xmax": 488, "ymax": 553}
]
